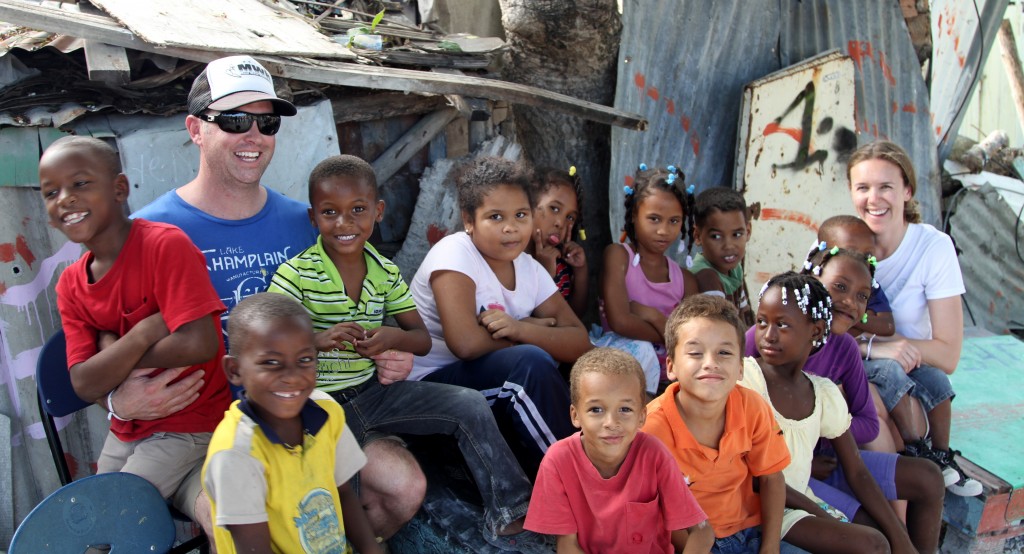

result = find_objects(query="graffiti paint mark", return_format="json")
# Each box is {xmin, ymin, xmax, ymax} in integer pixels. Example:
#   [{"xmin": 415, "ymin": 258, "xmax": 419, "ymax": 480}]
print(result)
[
  {"xmin": 634, "ymin": 72, "xmax": 645, "ymax": 89},
  {"xmin": 760, "ymin": 208, "xmax": 819, "ymax": 232},
  {"xmin": 680, "ymin": 115, "xmax": 691, "ymax": 132},
  {"xmin": 666, "ymin": 99, "xmax": 675, "ymax": 115},
  {"xmin": 647, "ymin": 87, "xmax": 660, "ymax": 101},
  {"xmin": 902, "ymin": 103, "xmax": 918, "ymax": 113},
  {"xmin": 847, "ymin": 40, "xmax": 896, "ymax": 87},
  {"xmin": 426, "ymin": 224, "xmax": 448, "ymax": 247},
  {"xmin": 691, "ymin": 135, "xmax": 701, "ymax": 157},
  {"xmin": 763, "ymin": 81, "xmax": 857, "ymax": 172}
]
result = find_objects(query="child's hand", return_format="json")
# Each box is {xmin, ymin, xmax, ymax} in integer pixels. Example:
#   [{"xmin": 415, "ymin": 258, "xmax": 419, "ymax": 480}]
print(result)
[
  {"xmin": 478, "ymin": 308, "xmax": 521, "ymax": 342},
  {"xmin": 563, "ymin": 240, "xmax": 587, "ymax": 269},
  {"xmin": 531, "ymin": 228, "xmax": 560, "ymax": 276},
  {"xmin": 810, "ymin": 454, "xmax": 837, "ymax": 480},
  {"xmin": 97, "ymin": 330, "xmax": 119, "ymax": 351},
  {"xmin": 354, "ymin": 327, "xmax": 402, "ymax": 358},
  {"xmin": 314, "ymin": 322, "xmax": 365, "ymax": 352},
  {"xmin": 370, "ymin": 349, "xmax": 413, "ymax": 385}
]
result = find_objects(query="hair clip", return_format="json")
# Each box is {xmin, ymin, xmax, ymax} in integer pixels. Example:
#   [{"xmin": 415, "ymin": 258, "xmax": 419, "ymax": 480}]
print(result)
[
  {"xmin": 639, "ymin": 163, "xmax": 648, "ymax": 171},
  {"xmin": 632, "ymin": 252, "xmax": 641, "ymax": 267},
  {"xmin": 569, "ymin": 165, "xmax": 577, "ymax": 177},
  {"xmin": 812, "ymin": 266, "xmax": 822, "ymax": 276},
  {"xmin": 866, "ymin": 255, "xmax": 877, "ymax": 267},
  {"xmin": 624, "ymin": 185, "xmax": 634, "ymax": 195},
  {"xmin": 676, "ymin": 240, "xmax": 686, "ymax": 254},
  {"xmin": 666, "ymin": 173, "xmax": 678, "ymax": 185},
  {"xmin": 578, "ymin": 228, "xmax": 587, "ymax": 241},
  {"xmin": 667, "ymin": 165, "xmax": 677, "ymax": 174},
  {"xmin": 686, "ymin": 184, "xmax": 695, "ymax": 195},
  {"xmin": 685, "ymin": 254, "xmax": 694, "ymax": 268},
  {"xmin": 818, "ymin": 241, "xmax": 828, "ymax": 251},
  {"xmin": 872, "ymin": 279, "xmax": 879, "ymax": 289},
  {"xmin": 861, "ymin": 313, "xmax": 869, "ymax": 324},
  {"xmin": 803, "ymin": 260, "xmax": 813, "ymax": 270},
  {"xmin": 829, "ymin": 246, "xmax": 840, "ymax": 255}
]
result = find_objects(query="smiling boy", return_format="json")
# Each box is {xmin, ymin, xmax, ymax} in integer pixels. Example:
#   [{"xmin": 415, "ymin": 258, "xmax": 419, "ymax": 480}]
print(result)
[
  {"xmin": 202, "ymin": 293, "xmax": 380, "ymax": 554},
  {"xmin": 525, "ymin": 348, "xmax": 712, "ymax": 554},
  {"xmin": 644, "ymin": 296, "xmax": 793, "ymax": 553},
  {"xmin": 690, "ymin": 187, "xmax": 754, "ymax": 327},
  {"xmin": 43, "ymin": 136, "xmax": 230, "ymax": 540}
]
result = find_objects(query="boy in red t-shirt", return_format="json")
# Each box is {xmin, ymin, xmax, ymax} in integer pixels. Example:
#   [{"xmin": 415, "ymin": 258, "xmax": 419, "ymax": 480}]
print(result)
[
  {"xmin": 42, "ymin": 136, "xmax": 230, "ymax": 538},
  {"xmin": 525, "ymin": 347, "xmax": 712, "ymax": 553},
  {"xmin": 644, "ymin": 295, "xmax": 792, "ymax": 553}
]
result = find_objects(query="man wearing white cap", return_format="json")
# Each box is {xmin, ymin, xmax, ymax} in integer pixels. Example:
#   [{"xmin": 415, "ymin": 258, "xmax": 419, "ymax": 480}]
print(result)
[{"xmin": 125, "ymin": 56, "xmax": 542, "ymax": 550}]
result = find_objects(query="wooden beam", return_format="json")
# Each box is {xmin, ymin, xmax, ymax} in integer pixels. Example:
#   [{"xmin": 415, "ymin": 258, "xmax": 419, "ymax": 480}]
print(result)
[
  {"xmin": 997, "ymin": 19, "xmax": 1024, "ymax": 137},
  {"xmin": 83, "ymin": 40, "xmax": 130, "ymax": 85},
  {"xmin": 330, "ymin": 92, "xmax": 447, "ymax": 123},
  {"xmin": 0, "ymin": 0, "xmax": 647, "ymax": 130},
  {"xmin": 372, "ymin": 108, "xmax": 460, "ymax": 183}
]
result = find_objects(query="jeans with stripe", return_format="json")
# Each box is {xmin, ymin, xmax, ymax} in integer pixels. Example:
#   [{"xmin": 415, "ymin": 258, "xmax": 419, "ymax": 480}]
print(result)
[
  {"xmin": 332, "ymin": 377, "xmax": 533, "ymax": 535},
  {"xmin": 423, "ymin": 344, "xmax": 575, "ymax": 477}
]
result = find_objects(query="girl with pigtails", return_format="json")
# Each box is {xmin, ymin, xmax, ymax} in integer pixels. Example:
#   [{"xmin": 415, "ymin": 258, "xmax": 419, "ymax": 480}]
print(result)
[{"xmin": 593, "ymin": 164, "xmax": 698, "ymax": 397}]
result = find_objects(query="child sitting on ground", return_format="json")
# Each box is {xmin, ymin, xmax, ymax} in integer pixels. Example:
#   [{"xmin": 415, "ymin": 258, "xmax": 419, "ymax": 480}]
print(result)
[
  {"xmin": 202, "ymin": 293, "xmax": 380, "ymax": 554},
  {"xmin": 269, "ymin": 154, "xmax": 543, "ymax": 548},
  {"xmin": 526, "ymin": 166, "xmax": 589, "ymax": 318},
  {"xmin": 690, "ymin": 187, "xmax": 755, "ymax": 327},
  {"xmin": 816, "ymin": 215, "xmax": 894, "ymax": 337},
  {"xmin": 525, "ymin": 347, "xmax": 713, "ymax": 553},
  {"xmin": 595, "ymin": 164, "xmax": 698, "ymax": 397},
  {"xmin": 644, "ymin": 295, "xmax": 795, "ymax": 553},
  {"xmin": 44, "ymin": 136, "xmax": 229, "ymax": 538},
  {"xmin": 743, "ymin": 272, "xmax": 942, "ymax": 553},
  {"xmin": 410, "ymin": 156, "xmax": 591, "ymax": 477}
]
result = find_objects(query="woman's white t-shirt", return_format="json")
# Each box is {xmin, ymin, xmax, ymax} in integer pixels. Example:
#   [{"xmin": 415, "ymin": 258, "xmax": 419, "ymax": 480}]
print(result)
[
  {"xmin": 875, "ymin": 223, "xmax": 965, "ymax": 340},
  {"xmin": 409, "ymin": 232, "xmax": 558, "ymax": 380}
]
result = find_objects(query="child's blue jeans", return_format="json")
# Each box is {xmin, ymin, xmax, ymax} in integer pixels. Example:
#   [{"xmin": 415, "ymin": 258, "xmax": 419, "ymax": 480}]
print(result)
[{"xmin": 713, "ymin": 526, "xmax": 809, "ymax": 554}]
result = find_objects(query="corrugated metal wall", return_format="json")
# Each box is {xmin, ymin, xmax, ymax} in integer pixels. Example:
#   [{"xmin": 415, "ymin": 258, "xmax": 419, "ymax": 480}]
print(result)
[{"xmin": 962, "ymin": 4, "xmax": 1024, "ymax": 146}]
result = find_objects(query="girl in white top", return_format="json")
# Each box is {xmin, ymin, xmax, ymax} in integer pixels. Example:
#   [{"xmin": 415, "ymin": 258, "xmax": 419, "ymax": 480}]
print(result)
[
  {"xmin": 847, "ymin": 141, "xmax": 980, "ymax": 496},
  {"xmin": 409, "ymin": 156, "xmax": 591, "ymax": 476}
]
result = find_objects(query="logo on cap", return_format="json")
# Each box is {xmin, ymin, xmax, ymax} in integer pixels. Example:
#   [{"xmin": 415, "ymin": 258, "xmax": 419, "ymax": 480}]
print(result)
[{"xmin": 226, "ymin": 62, "xmax": 272, "ymax": 82}]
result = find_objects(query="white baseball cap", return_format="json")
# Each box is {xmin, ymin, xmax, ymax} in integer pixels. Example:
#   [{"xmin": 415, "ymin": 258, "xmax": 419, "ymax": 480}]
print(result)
[{"xmin": 188, "ymin": 55, "xmax": 297, "ymax": 116}]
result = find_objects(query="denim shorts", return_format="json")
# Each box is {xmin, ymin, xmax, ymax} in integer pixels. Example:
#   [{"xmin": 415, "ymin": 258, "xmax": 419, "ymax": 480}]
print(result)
[
  {"xmin": 713, "ymin": 526, "xmax": 807, "ymax": 554},
  {"xmin": 863, "ymin": 359, "xmax": 954, "ymax": 412}
]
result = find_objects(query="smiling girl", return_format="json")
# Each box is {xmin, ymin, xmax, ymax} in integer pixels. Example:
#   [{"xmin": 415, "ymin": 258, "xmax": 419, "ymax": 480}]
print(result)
[{"xmin": 409, "ymin": 156, "xmax": 591, "ymax": 476}]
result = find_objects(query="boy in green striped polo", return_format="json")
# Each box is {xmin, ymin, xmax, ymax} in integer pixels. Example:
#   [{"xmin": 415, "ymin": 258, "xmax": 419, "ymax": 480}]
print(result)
[{"xmin": 268, "ymin": 155, "xmax": 543, "ymax": 549}]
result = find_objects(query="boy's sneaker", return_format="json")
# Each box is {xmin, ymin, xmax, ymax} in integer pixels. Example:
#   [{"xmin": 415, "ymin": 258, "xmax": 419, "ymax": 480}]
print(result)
[
  {"xmin": 926, "ymin": 448, "xmax": 983, "ymax": 497},
  {"xmin": 900, "ymin": 439, "xmax": 931, "ymax": 460}
]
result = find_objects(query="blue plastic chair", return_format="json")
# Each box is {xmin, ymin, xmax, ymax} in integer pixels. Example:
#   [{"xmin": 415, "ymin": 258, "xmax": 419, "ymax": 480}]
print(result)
[
  {"xmin": 9, "ymin": 472, "xmax": 176, "ymax": 553},
  {"xmin": 32, "ymin": 329, "xmax": 207, "ymax": 553}
]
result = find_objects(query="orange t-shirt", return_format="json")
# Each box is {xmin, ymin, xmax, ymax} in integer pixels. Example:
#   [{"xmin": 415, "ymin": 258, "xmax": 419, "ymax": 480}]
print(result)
[{"xmin": 643, "ymin": 383, "xmax": 790, "ymax": 538}]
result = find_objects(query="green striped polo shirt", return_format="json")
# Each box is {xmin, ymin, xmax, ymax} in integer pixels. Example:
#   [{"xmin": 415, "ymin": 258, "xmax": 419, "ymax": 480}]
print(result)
[{"xmin": 267, "ymin": 237, "xmax": 416, "ymax": 391}]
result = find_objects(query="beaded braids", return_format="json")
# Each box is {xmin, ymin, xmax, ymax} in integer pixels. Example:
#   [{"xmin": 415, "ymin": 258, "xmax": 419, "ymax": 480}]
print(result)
[
  {"xmin": 455, "ymin": 156, "xmax": 534, "ymax": 218},
  {"xmin": 531, "ymin": 165, "xmax": 586, "ymax": 241},
  {"xmin": 801, "ymin": 241, "xmax": 879, "ymax": 323},
  {"xmin": 758, "ymin": 271, "xmax": 833, "ymax": 348},
  {"xmin": 622, "ymin": 164, "xmax": 695, "ymax": 246}
]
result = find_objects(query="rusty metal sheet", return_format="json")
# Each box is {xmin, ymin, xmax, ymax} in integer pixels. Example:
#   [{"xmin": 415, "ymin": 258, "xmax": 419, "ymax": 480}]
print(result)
[
  {"xmin": 930, "ymin": 0, "xmax": 1008, "ymax": 159},
  {"xmin": 779, "ymin": 0, "xmax": 943, "ymax": 225},
  {"xmin": 610, "ymin": 0, "xmax": 783, "ymax": 249},
  {"xmin": 736, "ymin": 50, "xmax": 858, "ymax": 291}
]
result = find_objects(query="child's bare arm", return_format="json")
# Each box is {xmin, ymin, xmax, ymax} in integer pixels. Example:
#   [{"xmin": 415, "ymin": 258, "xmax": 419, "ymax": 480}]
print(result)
[
  {"xmin": 757, "ymin": 471, "xmax": 786, "ymax": 554},
  {"xmin": 556, "ymin": 534, "xmax": 586, "ymax": 554},
  {"xmin": 227, "ymin": 522, "xmax": 273, "ymax": 554},
  {"xmin": 849, "ymin": 310, "xmax": 895, "ymax": 337},
  {"xmin": 832, "ymin": 430, "xmax": 916, "ymax": 554},
  {"xmin": 563, "ymin": 241, "xmax": 589, "ymax": 318},
  {"xmin": 135, "ymin": 314, "xmax": 220, "ymax": 370},
  {"xmin": 70, "ymin": 312, "xmax": 168, "ymax": 401},
  {"xmin": 339, "ymin": 481, "xmax": 384, "ymax": 554},
  {"xmin": 784, "ymin": 484, "xmax": 832, "ymax": 518},
  {"xmin": 600, "ymin": 244, "xmax": 663, "ymax": 342},
  {"xmin": 482, "ymin": 292, "xmax": 591, "ymax": 363},
  {"xmin": 694, "ymin": 268, "xmax": 726, "ymax": 295},
  {"xmin": 355, "ymin": 310, "xmax": 431, "ymax": 357},
  {"xmin": 432, "ymin": 270, "xmax": 515, "ymax": 359},
  {"xmin": 674, "ymin": 520, "xmax": 714, "ymax": 553},
  {"xmin": 682, "ymin": 268, "xmax": 700, "ymax": 300}
]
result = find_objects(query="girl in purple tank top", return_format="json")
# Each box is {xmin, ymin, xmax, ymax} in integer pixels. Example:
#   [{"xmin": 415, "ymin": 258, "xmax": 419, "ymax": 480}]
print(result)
[{"xmin": 594, "ymin": 164, "xmax": 698, "ymax": 396}]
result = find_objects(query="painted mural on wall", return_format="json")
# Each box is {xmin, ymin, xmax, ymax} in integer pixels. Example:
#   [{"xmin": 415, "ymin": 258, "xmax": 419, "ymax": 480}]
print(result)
[
  {"xmin": 0, "ymin": 186, "xmax": 105, "ymax": 541},
  {"xmin": 736, "ymin": 51, "xmax": 858, "ymax": 292}
]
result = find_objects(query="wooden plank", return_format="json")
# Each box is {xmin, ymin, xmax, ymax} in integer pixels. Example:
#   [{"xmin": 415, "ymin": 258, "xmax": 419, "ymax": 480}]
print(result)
[
  {"xmin": 444, "ymin": 117, "xmax": 469, "ymax": 159},
  {"xmin": 83, "ymin": 40, "xmax": 130, "ymax": 84},
  {"xmin": 331, "ymin": 92, "xmax": 447, "ymax": 123},
  {"xmin": 88, "ymin": 0, "xmax": 355, "ymax": 59},
  {"xmin": 372, "ymin": 108, "xmax": 459, "ymax": 184},
  {"xmin": 0, "ymin": 0, "xmax": 646, "ymax": 130}
]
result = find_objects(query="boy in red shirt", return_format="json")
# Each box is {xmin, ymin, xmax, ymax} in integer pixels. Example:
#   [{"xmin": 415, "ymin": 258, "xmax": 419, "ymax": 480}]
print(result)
[
  {"xmin": 42, "ymin": 136, "xmax": 230, "ymax": 538},
  {"xmin": 644, "ymin": 296, "xmax": 793, "ymax": 553},
  {"xmin": 525, "ymin": 347, "xmax": 712, "ymax": 553}
]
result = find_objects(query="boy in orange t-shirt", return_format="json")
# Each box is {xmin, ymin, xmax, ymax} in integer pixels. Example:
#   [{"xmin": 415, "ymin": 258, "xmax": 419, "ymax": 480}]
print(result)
[{"xmin": 643, "ymin": 295, "xmax": 792, "ymax": 554}]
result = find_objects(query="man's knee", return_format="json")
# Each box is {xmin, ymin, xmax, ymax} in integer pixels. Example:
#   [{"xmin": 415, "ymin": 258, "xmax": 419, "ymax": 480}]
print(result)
[{"xmin": 361, "ymin": 440, "xmax": 425, "ymax": 522}]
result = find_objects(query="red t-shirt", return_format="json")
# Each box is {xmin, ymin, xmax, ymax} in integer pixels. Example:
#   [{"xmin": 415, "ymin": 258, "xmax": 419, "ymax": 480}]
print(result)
[
  {"xmin": 56, "ymin": 219, "xmax": 230, "ymax": 442},
  {"xmin": 525, "ymin": 431, "xmax": 707, "ymax": 553}
]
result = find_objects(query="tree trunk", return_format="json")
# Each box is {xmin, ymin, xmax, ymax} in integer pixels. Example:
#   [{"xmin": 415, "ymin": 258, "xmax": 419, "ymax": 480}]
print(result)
[{"xmin": 499, "ymin": 0, "xmax": 621, "ymax": 320}]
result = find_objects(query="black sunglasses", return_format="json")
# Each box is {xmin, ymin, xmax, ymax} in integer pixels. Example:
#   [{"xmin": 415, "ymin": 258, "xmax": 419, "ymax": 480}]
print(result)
[{"xmin": 200, "ymin": 112, "xmax": 282, "ymax": 135}]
